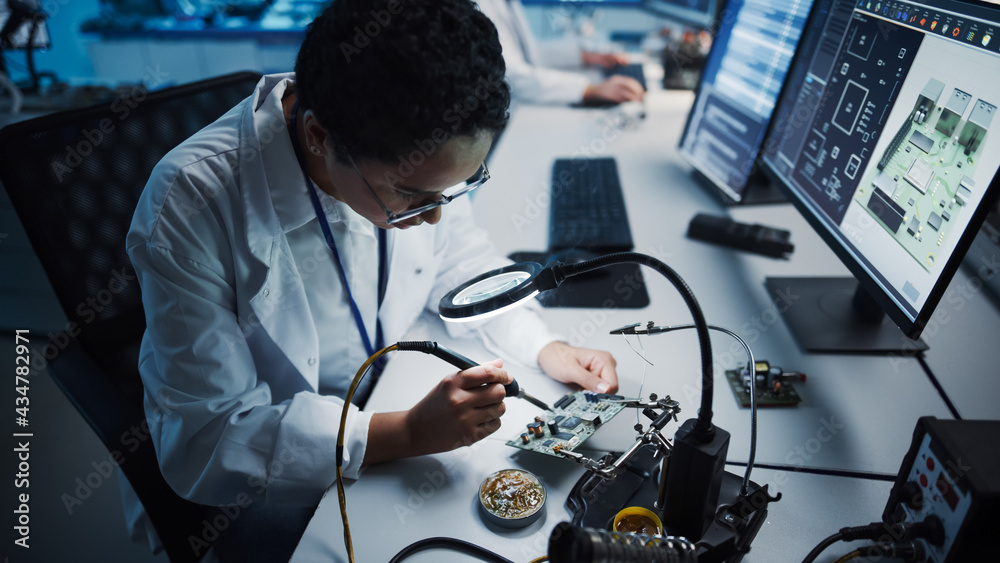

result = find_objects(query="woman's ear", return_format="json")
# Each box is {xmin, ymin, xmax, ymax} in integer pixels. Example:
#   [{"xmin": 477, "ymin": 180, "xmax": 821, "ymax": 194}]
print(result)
[{"xmin": 302, "ymin": 110, "xmax": 330, "ymax": 153}]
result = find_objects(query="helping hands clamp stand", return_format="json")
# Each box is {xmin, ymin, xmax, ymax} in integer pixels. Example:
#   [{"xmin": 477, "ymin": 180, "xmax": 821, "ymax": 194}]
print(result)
[{"xmin": 562, "ymin": 322, "xmax": 780, "ymax": 563}]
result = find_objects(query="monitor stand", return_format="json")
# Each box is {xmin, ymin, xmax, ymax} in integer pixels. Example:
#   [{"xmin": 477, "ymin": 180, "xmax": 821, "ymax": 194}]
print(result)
[
  {"xmin": 737, "ymin": 173, "xmax": 787, "ymax": 206},
  {"xmin": 692, "ymin": 169, "xmax": 788, "ymax": 207},
  {"xmin": 765, "ymin": 276, "xmax": 928, "ymax": 354}
]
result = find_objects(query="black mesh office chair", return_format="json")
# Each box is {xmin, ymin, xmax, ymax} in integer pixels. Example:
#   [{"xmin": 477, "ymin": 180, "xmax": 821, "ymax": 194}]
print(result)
[{"xmin": 0, "ymin": 71, "xmax": 262, "ymax": 562}]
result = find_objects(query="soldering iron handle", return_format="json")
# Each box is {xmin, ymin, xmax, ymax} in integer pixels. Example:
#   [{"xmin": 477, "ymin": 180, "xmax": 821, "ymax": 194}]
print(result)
[{"xmin": 426, "ymin": 343, "xmax": 520, "ymax": 398}]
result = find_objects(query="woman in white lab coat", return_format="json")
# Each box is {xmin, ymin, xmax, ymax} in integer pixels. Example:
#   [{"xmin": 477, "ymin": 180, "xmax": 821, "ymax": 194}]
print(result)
[{"xmin": 125, "ymin": 0, "xmax": 619, "ymax": 559}]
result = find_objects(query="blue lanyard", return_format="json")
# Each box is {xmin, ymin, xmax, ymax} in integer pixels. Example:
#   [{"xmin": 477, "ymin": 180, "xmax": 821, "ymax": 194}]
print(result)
[{"xmin": 288, "ymin": 101, "xmax": 387, "ymax": 361}]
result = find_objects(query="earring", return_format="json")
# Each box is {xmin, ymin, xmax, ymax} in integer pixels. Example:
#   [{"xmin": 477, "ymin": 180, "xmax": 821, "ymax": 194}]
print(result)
[{"xmin": 310, "ymin": 145, "xmax": 323, "ymax": 156}]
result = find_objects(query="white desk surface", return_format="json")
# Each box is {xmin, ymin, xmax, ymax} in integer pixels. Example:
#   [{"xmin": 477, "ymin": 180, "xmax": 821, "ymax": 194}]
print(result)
[{"xmin": 293, "ymin": 90, "xmax": 997, "ymax": 561}]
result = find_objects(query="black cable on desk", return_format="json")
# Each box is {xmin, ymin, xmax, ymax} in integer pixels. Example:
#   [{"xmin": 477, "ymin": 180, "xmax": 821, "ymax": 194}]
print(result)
[
  {"xmin": 388, "ymin": 537, "xmax": 515, "ymax": 563},
  {"xmin": 723, "ymin": 461, "xmax": 897, "ymax": 482},
  {"xmin": 916, "ymin": 354, "xmax": 962, "ymax": 420}
]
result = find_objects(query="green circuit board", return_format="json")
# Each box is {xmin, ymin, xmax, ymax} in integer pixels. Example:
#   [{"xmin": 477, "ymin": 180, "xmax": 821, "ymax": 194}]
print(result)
[
  {"xmin": 724, "ymin": 369, "xmax": 802, "ymax": 408},
  {"xmin": 505, "ymin": 391, "xmax": 630, "ymax": 458},
  {"xmin": 857, "ymin": 82, "xmax": 992, "ymax": 272}
]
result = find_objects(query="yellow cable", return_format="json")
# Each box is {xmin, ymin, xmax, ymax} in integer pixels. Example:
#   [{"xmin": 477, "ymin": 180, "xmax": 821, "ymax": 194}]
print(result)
[
  {"xmin": 833, "ymin": 549, "xmax": 862, "ymax": 563},
  {"xmin": 336, "ymin": 343, "xmax": 399, "ymax": 563},
  {"xmin": 527, "ymin": 556, "xmax": 549, "ymax": 563}
]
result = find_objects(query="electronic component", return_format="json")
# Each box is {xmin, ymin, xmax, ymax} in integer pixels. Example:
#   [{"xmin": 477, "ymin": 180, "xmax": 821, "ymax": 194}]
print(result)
[
  {"xmin": 561, "ymin": 416, "xmax": 582, "ymax": 430},
  {"xmin": 874, "ymin": 170, "xmax": 897, "ymax": 196},
  {"xmin": 878, "ymin": 111, "xmax": 916, "ymax": 170},
  {"xmin": 905, "ymin": 159, "xmax": 935, "ymax": 194},
  {"xmin": 959, "ymin": 99, "xmax": 995, "ymax": 155},
  {"xmin": 908, "ymin": 217, "xmax": 921, "ymax": 237},
  {"xmin": 956, "ymin": 177, "xmax": 974, "ymax": 206},
  {"xmin": 908, "ymin": 130, "xmax": 935, "ymax": 153},
  {"xmin": 928, "ymin": 212, "xmax": 943, "ymax": 231},
  {"xmin": 505, "ymin": 391, "xmax": 628, "ymax": 458},
  {"xmin": 724, "ymin": 360, "xmax": 804, "ymax": 408},
  {"xmin": 868, "ymin": 187, "xmax": 906, "ymax": 233},
  {"xmin": 527, "ymin": 422, "xmax": 544, "ymax": 437},
  {"xmin": 914, "ymin": 78, "xmax": 944, "ymax": 124},
  {"xmin": 883, "ymin": 417, "xmax": 1000, "ymax": 562},
  {"xmin": 936, "ymin": 88, "xmax": 971, "ymax": 137},
  {"xmin": 554, "ymin": 394, "xmax": 576, "ymax": 410}
]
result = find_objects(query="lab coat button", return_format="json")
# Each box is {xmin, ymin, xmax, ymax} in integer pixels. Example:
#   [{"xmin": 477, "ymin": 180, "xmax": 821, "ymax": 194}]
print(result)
[
  {"xmin": 308, "ymin": 357, "xmax": 317, "ymax": 366},
  {"xmin": 262, "ymin": 288, "xmax": 270, "ymax": 298}
]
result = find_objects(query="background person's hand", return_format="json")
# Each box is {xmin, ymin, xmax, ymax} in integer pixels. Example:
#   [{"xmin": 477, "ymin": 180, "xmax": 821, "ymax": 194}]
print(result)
[
  {"xmin": 582, "ymin": 75, "xmax": 645, "ymax": 106},
  {"xmin": 582, "ymin": 51, "xmax": 631, "ymax": 69}
]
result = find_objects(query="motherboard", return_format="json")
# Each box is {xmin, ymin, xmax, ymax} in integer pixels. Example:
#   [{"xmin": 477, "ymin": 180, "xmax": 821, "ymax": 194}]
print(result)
[
  {"xmin": 858, "ymin": 78, "xmax": 994, "ymax": 272},
  {"xmin": 505, "ymin": 391, "xmax": 629, "ymax": 458}
]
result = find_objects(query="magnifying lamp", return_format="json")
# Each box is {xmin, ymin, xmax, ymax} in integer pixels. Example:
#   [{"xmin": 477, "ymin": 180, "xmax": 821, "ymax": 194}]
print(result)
[{"xmin": 439, "ymin": 251, "xmax": 732, "ymax": 540}]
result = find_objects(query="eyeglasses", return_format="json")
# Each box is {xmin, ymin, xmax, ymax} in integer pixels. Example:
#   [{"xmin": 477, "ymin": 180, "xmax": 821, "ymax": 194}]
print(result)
[{"xmin": 348, "ymin": 154, "xmax": 490, "ymax": 225}]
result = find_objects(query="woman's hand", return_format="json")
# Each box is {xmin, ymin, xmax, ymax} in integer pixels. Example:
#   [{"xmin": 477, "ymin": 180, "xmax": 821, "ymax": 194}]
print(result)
[
  {"xmin": 365, "ymin": 360, "xmax": 511, "ymax": 464},
  {"xmin": 537, "ymin": 341, "xmax": 618, "ymax": 394}
]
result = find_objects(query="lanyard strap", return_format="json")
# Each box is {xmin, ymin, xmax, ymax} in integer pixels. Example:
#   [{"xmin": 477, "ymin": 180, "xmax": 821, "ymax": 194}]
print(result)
[{"xmin": 289, "ymin": 101, "xmax": 386, "ymax": 360}]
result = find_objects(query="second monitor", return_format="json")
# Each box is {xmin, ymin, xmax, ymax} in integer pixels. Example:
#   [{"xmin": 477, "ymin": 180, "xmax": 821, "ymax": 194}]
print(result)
[{"xmin": 678, "ymin": 0, "xmax": 816, "ymax": 204}]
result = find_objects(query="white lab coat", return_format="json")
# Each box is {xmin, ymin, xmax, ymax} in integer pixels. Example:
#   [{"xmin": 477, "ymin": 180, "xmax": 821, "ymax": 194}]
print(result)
[
  {"xmin": 476, "ymin": 0, "xmax": 592, "ymax": 104},
  {"xmin": 123, "ymin": 74, "xmax": 558, "ymax": 548}
]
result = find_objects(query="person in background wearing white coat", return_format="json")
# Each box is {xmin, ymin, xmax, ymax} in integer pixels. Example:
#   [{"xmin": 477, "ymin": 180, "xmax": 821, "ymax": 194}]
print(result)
[
  {"xmin": 476, "ymin": 0, "xmax": 645, "ymax": 105},
  {"xmin": 124, "ymin": 0, "xmax": 619, "ymax": 560}
]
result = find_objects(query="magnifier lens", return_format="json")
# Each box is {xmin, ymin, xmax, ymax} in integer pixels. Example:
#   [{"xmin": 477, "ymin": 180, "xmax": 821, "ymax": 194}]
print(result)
[{"xmin": 453, "ymin": 271, "xmax": 532, "ymax": 305}]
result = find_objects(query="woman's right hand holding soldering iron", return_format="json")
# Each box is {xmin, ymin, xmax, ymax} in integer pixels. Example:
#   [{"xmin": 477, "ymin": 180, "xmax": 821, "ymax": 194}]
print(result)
[{"xmin": 363, "ymin": 359, "xmax": 511, "ymax": 465}]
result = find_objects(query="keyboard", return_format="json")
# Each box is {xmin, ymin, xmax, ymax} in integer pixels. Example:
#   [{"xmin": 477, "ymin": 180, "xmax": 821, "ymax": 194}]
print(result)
[
  {"xmin": 548, "ymin": 157, "xmax": 634, "ymax": 252},
  {"xmin": 605, "ymin": 63, "xmax": 647, "ymax": 91}
]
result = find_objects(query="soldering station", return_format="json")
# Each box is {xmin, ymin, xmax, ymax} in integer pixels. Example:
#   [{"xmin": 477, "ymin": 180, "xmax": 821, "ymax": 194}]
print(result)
[{"xmin": 327, "ymin": 251, "xmax": 1000, "ymax": 563}]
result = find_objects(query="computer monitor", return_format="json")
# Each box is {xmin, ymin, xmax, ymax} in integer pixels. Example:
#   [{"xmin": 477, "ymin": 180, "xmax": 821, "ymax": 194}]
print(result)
[
  {"xmin": 678, "ymin": 0, "xmax": 816, "ymax": 204},
  {"xmin": 0, "ymin": 0, "xmax": 50, "ymax": 50},
  {"xmin": 643, "ymin": 0, "xmax": 719, "ymax": 28},
  {"xmin": 760, "ymin": 0, "xmax": 1000, "ymax": 353}
]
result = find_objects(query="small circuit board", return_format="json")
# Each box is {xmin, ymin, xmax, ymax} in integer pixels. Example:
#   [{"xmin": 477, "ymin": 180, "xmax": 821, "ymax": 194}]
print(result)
[
  {"xmin": 724, "ymin": 367, "xmax": 803, "ymax": 408},
  {"xmin": 505, "ymin": 391, "xmax": 629, "ymax": 458}
]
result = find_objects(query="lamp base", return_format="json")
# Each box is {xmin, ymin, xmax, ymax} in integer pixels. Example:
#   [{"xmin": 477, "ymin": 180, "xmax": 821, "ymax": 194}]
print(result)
[{"xmin": 565, "ymin": 445, "xmax": 776, "ymax": 563}]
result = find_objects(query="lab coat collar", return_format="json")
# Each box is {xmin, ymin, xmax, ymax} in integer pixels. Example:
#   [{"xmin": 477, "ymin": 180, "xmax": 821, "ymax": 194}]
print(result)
[{"xmin": 249, "ymin": 76, "xmax": 376, "ymax": 241}]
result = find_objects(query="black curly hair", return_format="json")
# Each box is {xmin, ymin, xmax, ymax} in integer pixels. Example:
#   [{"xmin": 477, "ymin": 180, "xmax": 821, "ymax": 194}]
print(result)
[{"xmin": 294, "ymin": 0, "xmax": 511, "ymax": 164}]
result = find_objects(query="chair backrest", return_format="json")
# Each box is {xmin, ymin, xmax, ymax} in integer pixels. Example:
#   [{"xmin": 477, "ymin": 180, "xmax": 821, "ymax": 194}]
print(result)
[{"xmin": 0, "ymin": 71, "xmax": 263, "ymax": 562}]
